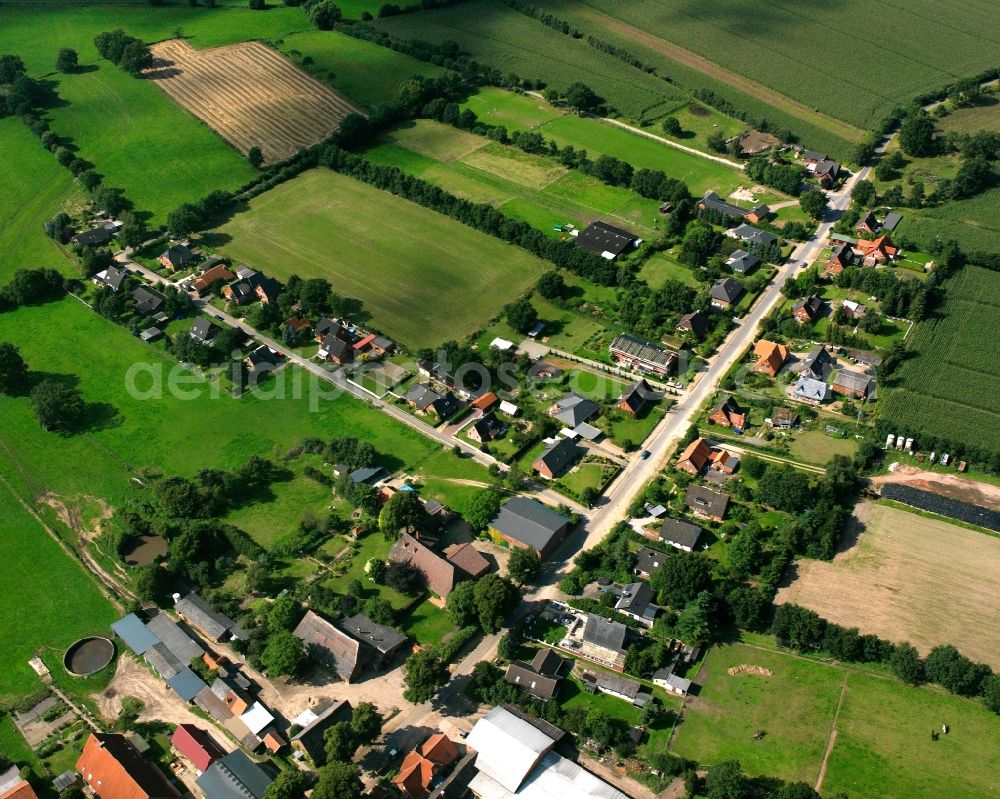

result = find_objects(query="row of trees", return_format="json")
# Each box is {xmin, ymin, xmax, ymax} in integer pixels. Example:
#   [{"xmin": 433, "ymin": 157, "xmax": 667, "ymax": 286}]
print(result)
[{"xmin": 93, "ymin": 30, "xmax": 153, "ymax": 76}]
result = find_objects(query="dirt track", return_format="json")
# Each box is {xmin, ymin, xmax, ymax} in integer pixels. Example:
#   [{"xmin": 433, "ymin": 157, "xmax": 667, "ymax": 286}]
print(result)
[
  {"xmin": 776, "ymin": 501, "xmax": 1000, "ymax": 668},
  {"xmin": 146, "ymin": 40, "xmax": 360, "ymax": 163},
  {"xmin": 872, "ymin": 466, "xmax": 1000, "ymax": 513}
]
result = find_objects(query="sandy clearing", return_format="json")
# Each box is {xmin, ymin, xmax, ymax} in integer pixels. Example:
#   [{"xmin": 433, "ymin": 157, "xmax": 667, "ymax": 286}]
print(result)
[{"xmin": 776, "ymin": 501, "xmax": 1000, "ymax": 668}]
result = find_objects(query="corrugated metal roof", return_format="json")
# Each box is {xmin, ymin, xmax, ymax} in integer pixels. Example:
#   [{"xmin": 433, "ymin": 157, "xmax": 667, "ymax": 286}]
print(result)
[
  {"xmin": 469, "ymin": 751, "xmax": 628, "ymax": 799},
  {"xmin": 111, "ymin": 614, "xmax": 160, "ymax": 655},
  {"xmin": 465, "ymin": 707, "xmax": 555, "ymax": 793},
  {"xmin": 145, "ymin": 613, "xmax": 204, "ymax": 663},
  {"xmin": 166, "ymin": 668, "xmax": 208, "ymax": 702}
]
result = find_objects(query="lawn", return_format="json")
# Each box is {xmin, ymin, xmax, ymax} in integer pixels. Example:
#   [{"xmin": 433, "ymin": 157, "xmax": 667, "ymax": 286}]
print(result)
[
  {"xmin": 785, "ymin": 429, "xmax": 859, "ymax": 466},
  {"xmin": 638, "ymin": 253, "xmax": 701, "ymax": 288},
  {"xmin": 0, "ymin": 483, "xmax": 118, "ymax": 702},
  {"xmin": 602, "ymin": 405, "xmax": 667, "ymax": 446},
  {"xmin": 878, "ymin": 266, "xmax": 1000, "ymax": 456},
  {"xmin": 673, "ymin": 641, "xmax": 1000, "ymax": 798},
  {"xmin": 535, "ymin": 114, "xmax": 744, "ymax": 197},
  {"xmin": 559, "ymin": 461, "xmax": 614, "ymax": 496},
  {"xmin": 398, "ymin": 598, "xmax": 456, "ymax": 646},
  {"xmin": 0, "ymin": 118, "xmax": 80, "ymax": 281},
  {"xmin": 375, "ymin": 0, "xmax": 689, "ymax": 122},
  {"xmin": 560, "ymin": 673, "xmax": 642, "ymax": 725},
  {"xmin": 364, "ymin": 120, "xmax": 664, "ymax": 237},
  {"xmin": 215, "ymin": 169, "xmax": 548, "ymax": 349}
]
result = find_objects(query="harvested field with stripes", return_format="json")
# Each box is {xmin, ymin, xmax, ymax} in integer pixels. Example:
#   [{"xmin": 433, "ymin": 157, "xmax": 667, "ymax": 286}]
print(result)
[{"xmin": 147, "ymin": 39, "xmax": 360, "ymax": 164}]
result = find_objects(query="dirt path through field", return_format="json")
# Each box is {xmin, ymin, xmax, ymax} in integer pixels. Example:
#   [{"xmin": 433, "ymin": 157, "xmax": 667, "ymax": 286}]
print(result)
[
  {"xmin": 872, "ymin": 467, "xmax": 1000, "ymax": 512},
  {"xmin": 572, "ymin": 3, "xmax": 866, "ymax": 143},
  {"xmin": 815, "ymin": 676, "xmax": 848, "ymax": 793}
]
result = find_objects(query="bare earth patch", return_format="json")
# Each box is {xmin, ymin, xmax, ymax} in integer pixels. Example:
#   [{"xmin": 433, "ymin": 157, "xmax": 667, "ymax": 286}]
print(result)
[
  {"xmin": 776, "ymin": 501, "xmax": 1000, "ymax": 668},
  {"xmin": 872, "ymin": 467, "xmax": 1000, "ymax": 513},
  {"xmin": 146, "ymin": 40, "xmax": 361, "ymax": 163}
]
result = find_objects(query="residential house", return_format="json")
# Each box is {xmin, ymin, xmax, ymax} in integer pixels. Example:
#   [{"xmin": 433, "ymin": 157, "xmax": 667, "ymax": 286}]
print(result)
[
  {"xmin": 318, "ymin": 332, "xmax": 353, "ymax": 365},
  {"xmin": 471, "ymin": 392, "xmax": 499, "ymax": 412},
  {"xmin": 531, "ymin": 438, "xmax": 581, "ymax": 480},
  {"xmin": 442, "ymin": 542, "xmax": 490, "ymax": 579},
  {"xmin": 579, "ymin": 615, "xmax": 628, "ymax": 672},
  {"xmin": 468, "ymin": 411, "xmax": 507, "ymax": 444},
  {"xmin": 0, "ymin": 767, "xmax": 37, "ymax": 799},
  {"xmin": 634, "ymin": 546, "xmax": 667, "ymax": 578},
  {"xmin": 244, "ymin": 346, "xmax": 282, "ymax": 374},
  {"xmin": 710, "ymin": 449, "xmax": 740, "ymax": 474},
  {"xmin": 283, "ymin": 316, "xmax": 312, "ymax": 336},
  {"xmin": 800, "ymin": 149, "xmax": 827, "ymax": 165},
  {"xmin": 131, "ymin": 287, "xmax": 165, "ymax": 315},
  {"xmin": 746, "ymin": 204, "xmax": 770, "ymax": 224},
  {"xmin": 824, "ymin": 243, "xmax": 859, "ymax": 277},
  {"xmin": 676, "ymin": 437, "xmax": 712, "ymax": 475},
  {"xmin": 574, "ymin": 221, "xmax": 641, "ymax": 260},
  {"xmin": 814, "ymin": 159, "xmax": 842, "ymax": 188},
  {"xmin": 159, "ymin": 244, "xmax": 196, "ymax": 271},
  {"xmin": 188, "ymin": 319, "xmax": 214, "ymax": 344},
  {"xmin": 685, "ymin": 485, "xmax": 730, "ymax": 522},
  {"xmin": 404, "ymin": 385, "xmax": 459, "ymax": 419},
  {"xmin": 727, "ymin": 223, "xmax": 778, "ymax": 249},
  {"xmin": 195, "ymin": 751, "xmax": 272, "ymax": 799},
  {"xmin": 393, "ymin": 734, "xmax": 460, "ymax": 799},
  {"xmin": 658, "ymin": 518, "xmax": 702, "ymax": 552},
  {"xmin": 588, "ymin": 673, "xmax": 646, "ymax": 705},
  {"xmin": 191, "ymin": 265, "xmax": 235, "ymax": 295},
  {"xmin": 794, "ymin": 375, "xmax": 831, "ymax": 405},
  {"xmin": 388, "ymin": 533, "xmax": 466, "ymax": 599},
  {"xmin": 370, "ymin": 335, "xmax": 394, "ymax": 355},
  {"xmin": 73, "ymin": 226, "xmax": 112, "ymax": 247},
  {"xmin": 609, "ymin": 333, "xmax": 677, "ymax": 377},
  {"xmin": 739, "ymin": 130, "xmax": 780, "ymax": 156},
  {"xmin": 76, "ymin": 733, "xmax": 180, "ymax": 799},
  {"xmin": 174, "ymin": 593, "xmax": 244, "ymax": 643},
  {"xmin": 347, "ymin": 465, "xmax": 386, "ymax": 486},
  {"xmin": 549, "ymin": 394, "xmax": 600, "ymax": 428},
  {"xmin": 289, "ymin": 699, "xmax": 352, "ymax": 763},
  {"xmin": 504, "ymin": 649, "xmax": 567, "ymax": 701},
  {"xmin": 138, "ymin": 327, "xmax": 162, "ymax": 344},
  {"xmin": 832, "ymin": 370, "xmax": 875, "ymax": 400},
  {"xmin": 676, "ymin": 309, "xmax": 709, "ymax": 339},
  {"xmin": 223, "ymin": 279, "xmax": 256, "ymax": 306},
  {"xmin": 857, "ymin": 235, "xmax": 898, "ymax": 265},
  {"xmin": 840, "ymin": 299, "xmax": 864, "ymax": 320},
  {"xmin": 614, "ymin": 581, "xmax": 656, "ymax": 626},
  {"xmin": 93, "ymin": 266, "xmax": 128, "ymax": 292},
  {"xmin": 753, "ymin": 339, "xmax": 788, "ymax": 377},
  {"xmin": 726, "ymin": 249, "xmax": 760, "ymax": 275},
  {"xmin": 801, "ymin": 347, "xmax": 836, "ymax": 380},
  {"xmin": 708, "ymin": 394, "xmax": 747, "ymax": 430},
  {"xmin": 855, "ymin": 211, "xmax": 879, "ymax": 234},
  {"xmin": 489, "ymin": 496, "xmax": 572, "ymax": 559},
  {"xmin": 250, "ymin": 274, "xmax": 281, "ymax": 304},
  {"xmin": 336, "ymin": 612, "xmax": 408, "ymax": 669},
  {"xmin": 616, "ymin": 379, "xmax": 655, "ymax": 415},
  {"xmin": 792, "ymin": 294, "xmax": 824, "ymax": 323},
  {"xmin": 169, "ymin": 726, "xmax": 224, "ymax": 776},
  {"xmin": 709, "ymin": 277, "xmax": 745, "ymax": 310},
  {"xmin": 697, "ymin": 191, "xmax": 749, "ymax": 222},
  {"xmin": 465, "ymin": 707, "xmax": 628, "ymax": 799}
]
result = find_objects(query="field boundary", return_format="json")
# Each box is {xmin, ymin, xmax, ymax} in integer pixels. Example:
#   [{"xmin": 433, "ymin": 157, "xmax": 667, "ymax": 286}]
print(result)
[
  {"xmin": 815, "ymin": 676, "xmax": 847, "ymax": 793},
  {"xmin": 598, "ymin": 117, "xmax": 744, "ymax": 169},
  {"xmin": 570, "ymin": 2, "xmax": 867, "ymax": 143}
]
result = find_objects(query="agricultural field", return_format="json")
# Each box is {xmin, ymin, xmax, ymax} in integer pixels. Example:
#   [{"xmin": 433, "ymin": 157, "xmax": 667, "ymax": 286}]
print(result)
[
  {"xmin": 215, "ymin": 169, "xmax": 548, "ymax": 348},
  {"xmin": 363, "ymin": 119, "xmax": 664, "ymax": 237},
  {"xmin": 278, "ymin": 29, "xmax": 448, "ymax": 110},
  {"xmin": 460, "ymin": 87, "xmax": 566, "ymax": 131},
  {"xmin": 878, "ymin": 266, "xmax": 1000, "ymax": 455},
  {"xmin": 0, "ymin": 118, "xmax": 79, "ymax": 281},
  {"xmin": 374, "ymin": 0, "xmax": 690, "ymax": 121},
  {"xmin": 776, "ymin": 501, "xmax": 1000, "ymax": 669},
  {"xmin": 672, "ymin": 641, "xmax": 1000, "ymax": 798},
  {"xmin": 540, "ymin": 0, "xmax": 1000, "ymax": 130},
  {"xmin": 147, "ymin": 39, "xmax": 360, "ymax": 163},
  {"xmin": 895, "ymin": 188, "xmax": 1000, "ymax": 254},
  {"xmin": 0, "ymin": 483, "xmax": 118, "ymax": 701}
]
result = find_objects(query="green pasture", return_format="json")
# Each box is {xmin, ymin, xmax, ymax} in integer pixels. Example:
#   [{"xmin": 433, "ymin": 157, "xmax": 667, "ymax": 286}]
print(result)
[{"xmin": 215, "ymin": 169, "xmax": 548, "ymax": 349}]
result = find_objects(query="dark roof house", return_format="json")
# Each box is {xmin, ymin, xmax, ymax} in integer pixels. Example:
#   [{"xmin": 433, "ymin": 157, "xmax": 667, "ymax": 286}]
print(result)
[
  {"xmin": 195, "ymin": 751, "xmax": 272, "ymax": 799},
  {"xmin": 489, "ymin": 497, "xmax": 572, "ymax": 559},
  {"xmin": 685, "ymin": 485, "xmax": 730, "ymax": 521},
  {"xmin": 659, "ymin": 518, "xmax": 702, "ymax": 551},
  {"xmin": 575, "ymin": 221, "xmax": 641, "ymax": 260},
  {"xmin": 633, "ymin": 546, "xmax": 667, "ymax": 578},
  {"xmin": 550, "ymin": 394, "xmax": 600, "ymax": 427},
  {"xmin": 710, "ymin": 278, "xmax": 745, "ymax": 308},
  {"xmin": 531, "ymin": 438, "xmax": 581, "ymax": 480},
  {"xmin": 131, "ymin": 287, "xmax": 165, "ymax": 315}
]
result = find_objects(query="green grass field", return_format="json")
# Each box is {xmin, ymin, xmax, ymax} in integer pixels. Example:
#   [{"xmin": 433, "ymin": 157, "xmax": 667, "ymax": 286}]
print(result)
[
  {"xmin": 896, "ymin": 188, "xmax": 1000, "ymax": 254},
  {"xmin": 0, "ymin": 298, "xmax": 450, "ymax": 518},
  {"xmin": 545, "ymin": 0, "xmax": 1000, "ymax": 130},
  {"xmin": 535, "ymin": 115, "xmax": 745, "ymax": 197},
  {"xmin": 672, "ymin": 642, "xmax": 1000, "ymax": 797},
  {"xmin": 0, "ymin": 118, "xmax": 79, "ymax": 281},
  {"xmin": 215, "ymin": 169, "xmax": 548, "ymax": 348},
  {"xmin": 460, "ymin": 87, "xmax": 566, "ymax": 131},
  {"xmin": 375, "ymin": 0, "xmax": 689, "ymax": 122},
  {"xmin": 0, "ymin": 483, "xmax": 118, "ymax": 701},
  {"xmin": 937, "ymin": 98, "xmax": 1000, "ymax": 135},
  {"xmin": 363, "ymin": 119, "xmax": 664, "ymax": 236},
  {"xmin": 878, "ymin": 266, "xmax": 1000, "ymax": 455}
]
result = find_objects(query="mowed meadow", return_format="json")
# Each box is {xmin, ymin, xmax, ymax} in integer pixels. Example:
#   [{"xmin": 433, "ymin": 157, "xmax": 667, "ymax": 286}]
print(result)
[
  {"xmin": 3, "ymin": 6, "xmax": 447, "ymax": 222},
  {"xmin": 215, "ymin": 169, "xmax": 548, "ymax": 349},
  {"xmin": 673, "ymin": 642, "xmax": 1000, "ymax": 799}
]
